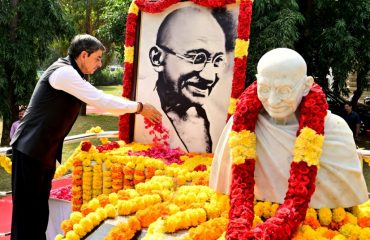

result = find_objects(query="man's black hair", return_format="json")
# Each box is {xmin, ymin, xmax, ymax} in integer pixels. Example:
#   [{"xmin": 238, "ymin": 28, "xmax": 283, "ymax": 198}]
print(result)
[{"xmin": 68, "ymin": 34, "xmax": 105, "ymax": 59}]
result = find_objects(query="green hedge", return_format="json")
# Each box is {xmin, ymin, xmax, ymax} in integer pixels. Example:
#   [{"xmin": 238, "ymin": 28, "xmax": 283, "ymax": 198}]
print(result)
[{"xmin": 91, "ymin": 68, "xmax": 123, "ymax": 86}]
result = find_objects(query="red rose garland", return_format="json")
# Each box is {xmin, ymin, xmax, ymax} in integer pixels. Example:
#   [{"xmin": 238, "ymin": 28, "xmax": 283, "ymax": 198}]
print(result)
[
  {"xmin": 119, "ymin": 0, "xmax": 253, "ymax": 141},
  {"xmin": 227, "ymin": 81, "xmax": 328, "ymax": 240}
]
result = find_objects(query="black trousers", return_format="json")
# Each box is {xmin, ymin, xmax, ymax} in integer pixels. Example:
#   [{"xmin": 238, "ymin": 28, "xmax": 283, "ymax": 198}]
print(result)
[{"xmin": 11, "ymin": 148, "xmax": 55, "ymax": 240}]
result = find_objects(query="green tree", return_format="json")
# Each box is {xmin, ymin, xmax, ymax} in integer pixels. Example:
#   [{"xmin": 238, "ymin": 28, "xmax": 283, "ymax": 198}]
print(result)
[
  {"xmin": 246, "ymin": 0, "xmax": 304, "ymax": 85},
  {"xmin": 97, "ymin": 0, "xmax": 131, "ymax": 63},
  {"xmin": 297, "ymin": 0, "xmax": 370, "ymax": 105},
  {"xmin": 247, "ymin": 0, "xmax": 369, "ymax": 106},
  {"xmin": 57, "ymin": 0, "xmax": 130, "ymax": 115},
  {"xmin": 0, "ymin": 0, "xmax": 72, "ymax": 146}
]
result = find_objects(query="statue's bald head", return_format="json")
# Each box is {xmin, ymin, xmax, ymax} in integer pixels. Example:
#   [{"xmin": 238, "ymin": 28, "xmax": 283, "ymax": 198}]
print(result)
[
  {"xmin": 256, "ymin": 48, "xmax": 314, "ymax": 122},
  {"xmin": 257, "ymin": 48, "xmax": 307, "ymax": 81}
]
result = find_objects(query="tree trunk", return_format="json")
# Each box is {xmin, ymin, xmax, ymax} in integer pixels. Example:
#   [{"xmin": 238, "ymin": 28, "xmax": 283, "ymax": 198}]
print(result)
[
  {"xmin": 1, "ymin": 64, "xmax": 17, "ymax": 146},
  {"xmin": 1, "ymin": 0, "xmax": 19, "ymax": 146},
  {"xmin": 351, "ymin": 70, "xmax": 367, "ymax": 108},
  {"xmin": 80, "ymin": 0, "xmax": 92, "ymax": 116}
]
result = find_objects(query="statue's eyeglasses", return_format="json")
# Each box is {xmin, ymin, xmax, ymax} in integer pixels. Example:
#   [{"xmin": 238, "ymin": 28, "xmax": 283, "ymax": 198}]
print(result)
[{"xmin": 157, "ymin": 45, "xmax": 227, "ymax": 72}]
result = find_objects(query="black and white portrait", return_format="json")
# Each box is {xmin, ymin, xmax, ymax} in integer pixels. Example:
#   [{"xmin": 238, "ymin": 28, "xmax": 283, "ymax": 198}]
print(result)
[{"xmin": 134, "ymin": 1, "xmax": 239, "ymax": 153}]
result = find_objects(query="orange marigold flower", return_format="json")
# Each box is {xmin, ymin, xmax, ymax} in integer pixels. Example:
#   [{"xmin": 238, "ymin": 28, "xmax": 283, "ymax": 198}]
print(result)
[
  {"xmin": 323, "ymin": 229, "xmax": 337, "ymax": 239},
  {"xmin": 61, "ymin": 219, "xmax": 73, "ymax": 234},
  {"xmin": 358, "ymin": 217, "xmax": 370, "ymax": 228},
  {"xmin": 303, "ymin": 217, "xmax": 321, "ymax": 229}
]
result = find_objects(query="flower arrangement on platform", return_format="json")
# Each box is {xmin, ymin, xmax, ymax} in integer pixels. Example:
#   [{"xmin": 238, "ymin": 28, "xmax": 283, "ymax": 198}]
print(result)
[{"xmin": 57, "ymin": 144, "xmax": 370, "ymax": 240}]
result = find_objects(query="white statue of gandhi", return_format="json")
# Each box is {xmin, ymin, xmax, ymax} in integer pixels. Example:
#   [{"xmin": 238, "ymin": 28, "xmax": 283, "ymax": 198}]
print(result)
[{"xmin": 209, "ymin": 48, "xmax": 368, "ymax": 208}]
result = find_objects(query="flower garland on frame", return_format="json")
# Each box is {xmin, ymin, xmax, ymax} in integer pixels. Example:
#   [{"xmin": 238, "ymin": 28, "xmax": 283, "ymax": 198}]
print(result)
[
  {"xmin": 227, "ymin": 81, "xmax": 328, "ymax": 240},
  {"xmin": 119, "ymin": 0, "xmax": 253, "ymax": 142}
]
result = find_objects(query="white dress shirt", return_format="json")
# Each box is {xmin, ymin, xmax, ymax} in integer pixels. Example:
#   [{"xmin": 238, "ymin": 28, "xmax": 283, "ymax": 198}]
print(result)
[{"xmin": 49, "ymin": 66, "xmax": 138, "ymax": 115}]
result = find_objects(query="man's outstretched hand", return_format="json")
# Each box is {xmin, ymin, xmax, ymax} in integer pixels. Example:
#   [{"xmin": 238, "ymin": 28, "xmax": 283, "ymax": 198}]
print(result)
[{"xmin": 139, "ymin": 103, "xmax": 162, "ymax": 123}]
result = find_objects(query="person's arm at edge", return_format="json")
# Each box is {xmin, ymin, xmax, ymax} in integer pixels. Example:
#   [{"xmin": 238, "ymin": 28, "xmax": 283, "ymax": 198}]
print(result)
[
  {"xmin": 10, "ymin": 121, "xmax": 17, "ymax": 139},
  {"xmin": 49, "ymin": 66, "xmax": 161, "ymax": 123}
]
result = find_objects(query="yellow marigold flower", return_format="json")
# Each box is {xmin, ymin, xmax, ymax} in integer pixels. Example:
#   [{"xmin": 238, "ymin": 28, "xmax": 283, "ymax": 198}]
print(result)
[
  {"xmin": 359, "ymin": 227, "xmax": 370, "ymax": 240},
  {"xmin": 339, "ymin": 223, "xmax": 361, "ymax": 237},
  {"xmin": 229, "ymin": 130, "xmax": 256, "ymax": 164},
  {"xmin": 86, "ymin": 212, "xmax": 100, "ymax": 227},
  {"xmin": 99, "ymin": 137, "xmax": 109, "ymax": 144},
  {"xmin": 318, "ymin": 208, "xmax": 332, "ymax": 226},
  {"xmin": 333, "ymin": 208, "xmax": 346, "ymax": 222},
  {"xmin": 228, "ymin": 98, "xmax": 238, "ymax": 115},
  {"xmin": 253, "ymin": 215, "xmax": 263, "ymax": 227},
  {"xmin": 70, "ymin": 211, "xmax": 83, "ymax": 224},
  {"xmin": 128, "ymin": 1, "xmax": 139, "ymax": 15},
  {"xmin": 315, "ymin": 226, "xmax": 328, "ymax": 235},
  {"xmin": 104, "ymin": 204, "xmax": 117, "ymax": 218},
  {"xmin": 234, "ymin": 38, "xmax": 249, "ymax": 59},
  {"xmin": 306, "ymin": 208, "xmax": 318, "ymax": 219},
  {"xmin": 79, "ymin": 217, "xmax": 94, "ymax": 233},
  {"xmin": 65, "ymin": 230, "xmax": 79, "ymax": 240},
  {"xmin": 55, "ymin": 234, "xmax": 64, "ymax": 240},
  {"xmin": 96, "ymin": 207, "xmax": 107, "ymax": 220},
  {"xmin": 218, "ymin": 231, "xmax": 226, "ymax": 240},
  {"xmin": 0, "ymin": 155, "xmax": 12, "ymax": 174},
  {"xmin": 332, "ymin": 234, "xmax": 346, "ymax": 240},
  {"xmin": 301, "ymin": 225, "xmax": 317, "ymax": 237},
  {"xmin": 88, "ymin": 198, "xmax": 100, "ymax": 211},
  {"xmin": 293, "ymin": 127, "xmax": 324, "ymax": 166},
  {"xmin": 271, "ymin": 203, "xmax": 279, "ymax": 217},
  {"xmin": 262, "ymin": 201, "xmax": 272, "ymax": 219},
  {"xmin": 346, "ymin": 212, "xmax": 358, "ymax": 225},
  {"xmin": 124, "ymin": 46, "xmax": 134, "ymax": 64},
  {"xmin": 108, "ymin": 193, "xmax": 118, "ymax": 205},
  {"xmin": 197, "ymin": 192, "xmax": 209, "ymax": 203},
  {"xmin": 73, "ymin": 223, "xmax": 86, "ymax": 237},
  {"xmin": 168, "ymin": 204, "xmax": 180, "ymax": 215},
  {"xmin": 254, "ymin": 202, "xmax": 264, "ymax": 217}
]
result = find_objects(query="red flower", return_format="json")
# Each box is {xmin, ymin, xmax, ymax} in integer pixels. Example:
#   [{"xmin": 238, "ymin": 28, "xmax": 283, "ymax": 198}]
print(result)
[
  {"xmin": 81, "ymin": 141, "xmax": 92, "ymax": 152},
  {"xmin": 194, "ymin": 164, "xmax": 207, "ymax": 171},
  {"xmin": 237, "ymin": 1, "xmax": 253, "ymax": 40},
  {"xmin": 125, "ymin": 14, "xmax": 138, "ymax": 46},
  {"xmin": 96, "ymin": 141, "xmax": 121, "ymax": 153},
  {"xmin": 135, "ymin": 0, "xmax": 180, "ymax": 13}
]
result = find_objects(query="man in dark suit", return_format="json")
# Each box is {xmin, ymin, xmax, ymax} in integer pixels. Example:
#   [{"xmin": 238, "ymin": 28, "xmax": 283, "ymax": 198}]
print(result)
[{"xmin": 10, "ymin": 34, "xmax": 161, "ymax": 239}]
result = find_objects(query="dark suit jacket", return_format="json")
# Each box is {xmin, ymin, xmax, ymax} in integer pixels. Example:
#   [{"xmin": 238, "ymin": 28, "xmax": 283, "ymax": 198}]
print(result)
[{"xmin": 11, "ymin": 56, "xmax": 84, "ymax": 169}]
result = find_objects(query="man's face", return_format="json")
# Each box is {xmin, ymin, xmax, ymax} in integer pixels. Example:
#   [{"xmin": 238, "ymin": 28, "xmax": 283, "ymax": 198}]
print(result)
[
  {"xmin": 19, "ymin": 110, "xmax": 25, "ymax": 119},
  {"xmin": 344, "ymin": 104, "xmax": 352, "ymax": 113},
  {"xmin": 257, "ymin": 74, "xmax": 306, "ymax": 120},
  {"xmin": 159, "ymin": 13, "xmax": 226, "ymax": 106},
  {"xmin": 80, "ymin": 50, "xmax": 103, "ymax": 75}
]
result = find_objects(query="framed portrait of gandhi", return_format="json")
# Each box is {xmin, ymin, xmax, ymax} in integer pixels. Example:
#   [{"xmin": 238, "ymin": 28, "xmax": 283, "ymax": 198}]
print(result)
[{"xmin": 119, "ymin": 0, "xmax": 253, "ymax": 153}]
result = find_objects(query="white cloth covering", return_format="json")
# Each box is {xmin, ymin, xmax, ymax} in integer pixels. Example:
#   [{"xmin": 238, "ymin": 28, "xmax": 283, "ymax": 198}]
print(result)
[
  {"xmin": 46, "ymin": 199, "xmax": 71, "ymax": 239},
  {"xmin": 49, "ymin": 66, "xmax": 138, "ymax": 115},
  {"xmin": 209, "ymin": 111, "xmax": 368, "ymax": 208}
]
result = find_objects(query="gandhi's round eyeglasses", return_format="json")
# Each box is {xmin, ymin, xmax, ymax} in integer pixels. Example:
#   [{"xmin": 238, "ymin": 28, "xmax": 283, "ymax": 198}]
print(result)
[{"xmin": 158, "ymin": 45, "xmax": 227, "ymax": 72}]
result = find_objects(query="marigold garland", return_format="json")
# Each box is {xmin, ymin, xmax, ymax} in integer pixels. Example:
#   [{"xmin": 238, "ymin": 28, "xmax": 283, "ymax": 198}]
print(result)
[{"xmin": 227, "ymin": 81, "xmax": 328, "ymax": 239}]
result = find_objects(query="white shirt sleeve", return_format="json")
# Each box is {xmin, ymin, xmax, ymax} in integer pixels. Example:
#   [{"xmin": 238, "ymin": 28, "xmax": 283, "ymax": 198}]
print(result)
[{"xmin": 49, "ymin": 66, "xmax": 138, "ymax": 115}]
